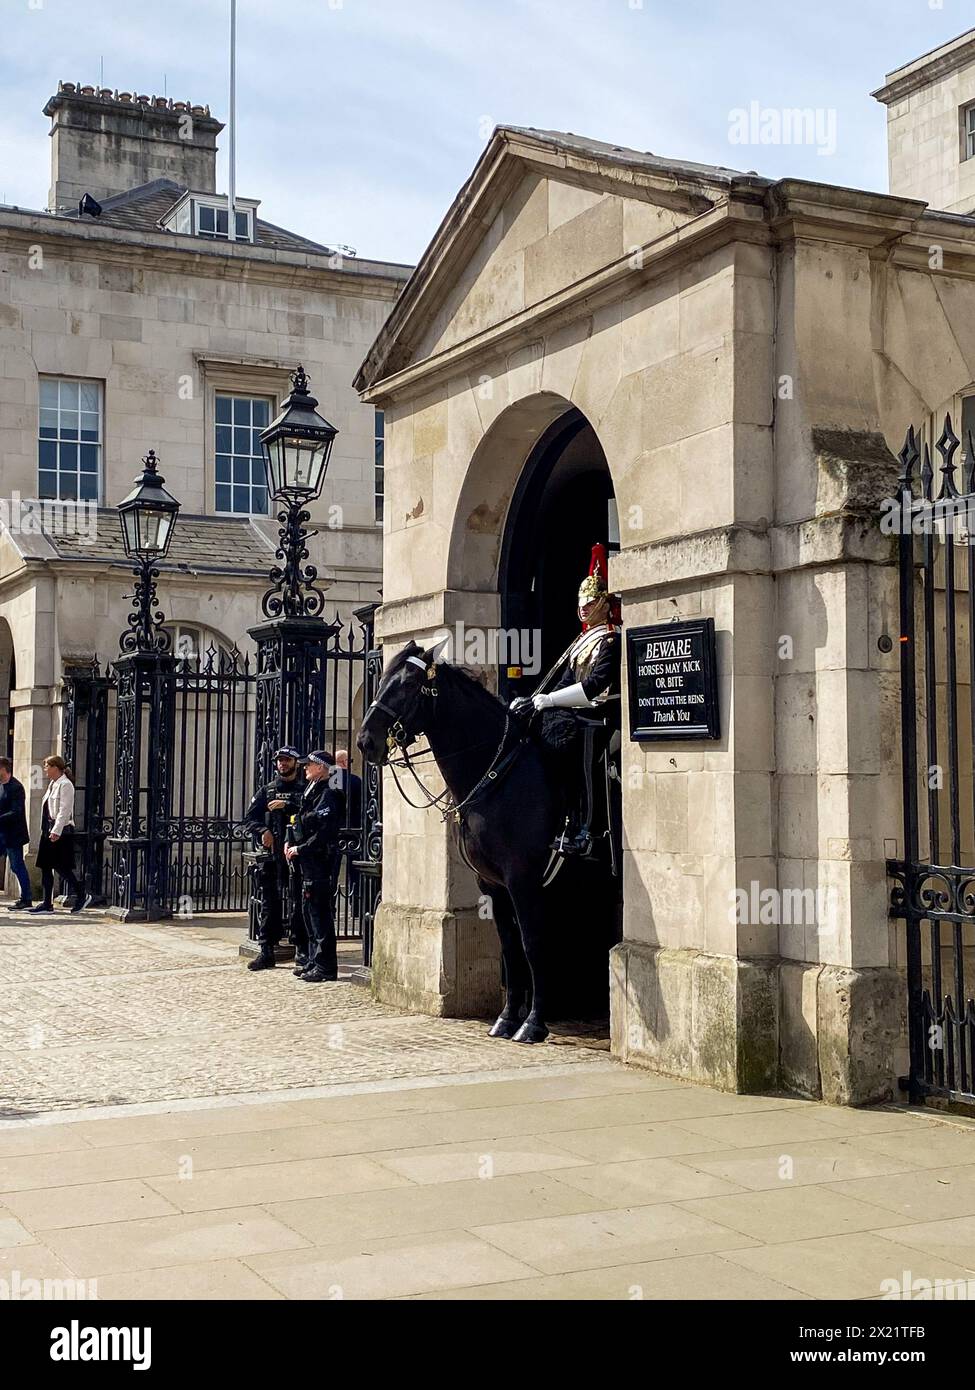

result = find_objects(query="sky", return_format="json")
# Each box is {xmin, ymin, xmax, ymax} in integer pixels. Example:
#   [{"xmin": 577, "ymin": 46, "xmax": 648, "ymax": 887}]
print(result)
[{"xmin": 0, "ymin": 0, "xmax": 970, "ymax": 265}]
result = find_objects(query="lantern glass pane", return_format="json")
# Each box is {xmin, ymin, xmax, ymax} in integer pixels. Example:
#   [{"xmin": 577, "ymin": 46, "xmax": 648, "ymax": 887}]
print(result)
[{"xmin": 121, "ymin": 505, "xmax": 174, "ymax": 557}]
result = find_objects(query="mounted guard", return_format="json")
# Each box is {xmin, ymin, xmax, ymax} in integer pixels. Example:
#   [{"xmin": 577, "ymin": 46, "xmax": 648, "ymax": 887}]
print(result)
[{"xmin": 512, "ymin": 543, "xmax": 621, "ymax": 859}]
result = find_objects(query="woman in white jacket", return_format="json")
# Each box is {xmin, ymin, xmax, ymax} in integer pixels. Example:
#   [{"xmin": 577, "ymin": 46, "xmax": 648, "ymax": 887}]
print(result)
[{"xmin": 29, "ymin": 756, "xmax": 87, "ymax": 914}]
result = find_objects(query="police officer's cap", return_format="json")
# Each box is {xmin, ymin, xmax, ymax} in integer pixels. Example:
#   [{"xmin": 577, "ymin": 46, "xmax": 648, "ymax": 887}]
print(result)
[
  {"xmin": 274, "ymin": 745, "xmax": 300, "ymax": 760},
  {"xmin": 299, "ymin": 749, "xmax": 335, "ymax": 766}
]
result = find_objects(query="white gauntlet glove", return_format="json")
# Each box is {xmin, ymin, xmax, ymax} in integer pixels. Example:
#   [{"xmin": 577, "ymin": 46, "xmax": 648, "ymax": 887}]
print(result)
[{"xmin": 532, "ymin": 683, "xmax": 593, "ymax": 711}]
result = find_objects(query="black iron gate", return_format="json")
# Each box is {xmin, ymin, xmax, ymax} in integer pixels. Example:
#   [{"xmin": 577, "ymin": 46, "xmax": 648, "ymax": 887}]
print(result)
[
  {"xmin": 63, "ymin": 662, "xmax": 114, "ymax": 904},
  {"xmin": 889, "ymin": 415, "xmax": 975, "ymax": 1108},
  {"xmin": 63, "ymin": 610, "xmax": 381, "ymax": 943}
]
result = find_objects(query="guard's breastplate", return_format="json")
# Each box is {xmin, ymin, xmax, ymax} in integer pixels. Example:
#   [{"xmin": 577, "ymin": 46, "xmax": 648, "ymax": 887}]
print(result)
[{"xmin": 568, "ymin": 623, "xmax": 617, "ymax": 702}]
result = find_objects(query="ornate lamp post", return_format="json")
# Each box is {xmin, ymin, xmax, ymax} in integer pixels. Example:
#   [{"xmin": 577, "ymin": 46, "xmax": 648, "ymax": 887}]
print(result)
[
  {"xmin": 108, "ymin": 451, "xmax": 180, "ymax": 922},
  {"xmin": 250, "ymin": 364, "xmax": 340, "ymax": 774},
  {"xmin": 259, "ymin": 365, "xmax": 338, "ymax": 621},
  {"xmin": 117, "ymin": 450, "xmax": 180, "ymax": 653}
]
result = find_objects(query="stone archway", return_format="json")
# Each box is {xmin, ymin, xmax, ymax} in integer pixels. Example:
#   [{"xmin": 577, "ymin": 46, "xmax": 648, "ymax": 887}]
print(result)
[
  {"xmin": 373, "ymin": 389, "xmax": 625, "ymax": 1021},
  {"xmin": 445, "ymin": 391, "xmax": 584, "ymax": 598}
]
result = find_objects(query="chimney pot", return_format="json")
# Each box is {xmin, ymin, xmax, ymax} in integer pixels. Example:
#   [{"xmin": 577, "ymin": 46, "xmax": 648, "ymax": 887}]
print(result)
[{"xmin": 45, "ymin": 83, "xmax": 224, "ymax": 208}]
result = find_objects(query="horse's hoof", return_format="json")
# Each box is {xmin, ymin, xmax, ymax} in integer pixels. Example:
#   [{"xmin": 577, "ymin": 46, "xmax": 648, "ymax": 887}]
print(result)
[
  {"xmin": 488, "ymin": 1014, "xmax": 521, "ymax": 1039},
  {"xmin": 512, "ymin": 1018, "xmax": 549, "ymax": 1045}
]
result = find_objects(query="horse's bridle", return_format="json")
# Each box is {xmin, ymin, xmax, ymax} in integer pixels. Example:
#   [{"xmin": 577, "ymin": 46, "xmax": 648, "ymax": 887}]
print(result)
[
  {"xmin": 363, "ymin": 655, "xmax": 436, "ymax": 757},
  {"xmin": 364, "ymin": 655, "xmax": 518, "ymax": 822}
]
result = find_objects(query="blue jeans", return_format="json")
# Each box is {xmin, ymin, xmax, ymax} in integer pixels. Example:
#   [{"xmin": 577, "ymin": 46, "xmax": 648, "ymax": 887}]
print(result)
[{"xmin": 4, "ymin": 843, "xmax": 32, "ymax": 903}]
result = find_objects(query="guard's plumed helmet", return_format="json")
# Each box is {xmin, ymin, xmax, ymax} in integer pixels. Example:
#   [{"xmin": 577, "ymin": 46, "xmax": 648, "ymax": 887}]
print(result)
[{"xmin": 578, "ymin": 543, "xmax": 609, "ymax": 606}]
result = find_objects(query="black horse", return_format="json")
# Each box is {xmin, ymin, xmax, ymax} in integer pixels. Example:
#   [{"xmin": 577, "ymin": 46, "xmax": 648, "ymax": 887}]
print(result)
[{"xmin": 356, "ymin": 640, "xmax": 564, "ymax": 1043}]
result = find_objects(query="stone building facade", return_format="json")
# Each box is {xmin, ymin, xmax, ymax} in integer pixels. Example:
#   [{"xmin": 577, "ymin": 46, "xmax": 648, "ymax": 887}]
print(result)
[
  {"xmin": 0, "ymin": 83, "xmax": 410, "ymax": 854},
  {"xmin": 875, "ymin": 27, "xmax": 975, "ymax": 213},
  {"xmin": 356, "ymin": 94, "xmax": 975, "ymax": 1104}
]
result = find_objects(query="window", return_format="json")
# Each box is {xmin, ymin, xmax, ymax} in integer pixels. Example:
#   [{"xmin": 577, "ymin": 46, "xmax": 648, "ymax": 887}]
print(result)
[
  {"xmin": 38, "ymin": 378, "xmax": 101, "ymax": 501},
  {"xmin": 160, "ymin": 194, "xmax": 256, "ymax": 242},
  {"xmin": 196, "ymin": 203, "xmax": 252, "ymax": 242},
  {"xmin": 964, "ymin": 104, "xmax": 975, "ymax": 161},
  {"xmin": 374, "ymin": 409, "xmax": 385, "ymax": 525},
  {"xmin": 214, "ymin": 393, "xmax": 270, "ymax": 515},
  {"xmin": 165, "ymin": 623, "xmax": 234, "ymax": 665}
]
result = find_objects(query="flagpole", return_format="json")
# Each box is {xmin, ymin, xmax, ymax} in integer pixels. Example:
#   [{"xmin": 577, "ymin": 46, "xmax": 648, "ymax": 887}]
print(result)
[{"xmin": 228, "ymin": 0, "xmax": 236, "ymax": 241}]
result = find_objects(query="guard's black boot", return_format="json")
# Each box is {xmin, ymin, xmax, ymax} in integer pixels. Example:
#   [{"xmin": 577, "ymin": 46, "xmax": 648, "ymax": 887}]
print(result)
[
  {"xmin": 554, "ymin": 823, "xmax": 593, "ymax": 857},
  {"xmin": 247, "ymin": 947, "xmax": 276, "ymax": 971}
]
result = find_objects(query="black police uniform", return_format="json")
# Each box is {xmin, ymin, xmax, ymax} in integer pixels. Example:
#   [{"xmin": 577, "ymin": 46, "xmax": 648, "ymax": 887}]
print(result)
[
  {"xmin": 243, "ymin": 769, "xmax": 306, "ymax": 960},
  {"xmin": 291, "ymin": 775, "xmax": 345, "ymax": 979}
]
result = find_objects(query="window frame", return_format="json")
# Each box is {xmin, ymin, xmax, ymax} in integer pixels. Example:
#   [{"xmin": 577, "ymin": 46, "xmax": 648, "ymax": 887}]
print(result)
[
  {"xmin": 194, "ymin": 200, "xmax": 253, "ymax": 243},
  {"xmin": 198, "ymin": 361, "xmax": 293, "ymax": 519},
  {"xmin": 961, "ymin": 102, "xmax": 975, "ymax": 162},
  {"xmin": 213, "ymin": 391, "xmax": 275, "ymax": 518},
  {"xmin": 374, "ymin": 408, "xmax": 385, "ymax": 526},
  {"xmin": 37, "ymin": 375, "xmax": 103, "ymax": 504}
]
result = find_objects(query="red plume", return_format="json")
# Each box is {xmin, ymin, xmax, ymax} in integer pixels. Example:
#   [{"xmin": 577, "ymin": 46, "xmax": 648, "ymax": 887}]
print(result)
[{"xmin": 589, "ymin": 543, "xmax": 607, "ymax": 582}]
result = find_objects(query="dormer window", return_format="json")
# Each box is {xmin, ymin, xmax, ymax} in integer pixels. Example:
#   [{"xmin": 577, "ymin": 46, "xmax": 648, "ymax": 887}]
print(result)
[
  {"xmin": 160, "ymin": 192, "xmax": 258, "ymax": 243},
  {"xmin": 197, "ymin": 203, "xmax": 252, "ymax": 241}
]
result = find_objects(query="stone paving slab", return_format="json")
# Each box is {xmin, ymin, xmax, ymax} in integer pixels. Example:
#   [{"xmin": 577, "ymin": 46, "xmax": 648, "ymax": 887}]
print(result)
[
  {"xmin": 0, "ymin": 911, "xmax": 610, "ymax": 1117},
  {"xmin": 0, "ymin": 1062, "xmax": 971, "ymax": 1300},
  {"xmin": 1, "ymin": 905, "xmax": 973, "ymax": 1300}
]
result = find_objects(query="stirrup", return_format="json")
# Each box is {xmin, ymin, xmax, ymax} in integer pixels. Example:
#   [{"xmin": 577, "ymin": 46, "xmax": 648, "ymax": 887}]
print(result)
[{"xmin": 553, "ymin": 826, "xmax": 594, "ymax": 858}]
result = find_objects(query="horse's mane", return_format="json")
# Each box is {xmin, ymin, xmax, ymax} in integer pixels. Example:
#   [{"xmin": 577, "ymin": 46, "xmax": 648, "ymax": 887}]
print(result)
[
  {"xmin": 383, "ymin": 644, "xmax": 506, "ymax": 715},
  {"xmin": 438, "ymin": 659, "xmax": 506, "ymax": 714}
]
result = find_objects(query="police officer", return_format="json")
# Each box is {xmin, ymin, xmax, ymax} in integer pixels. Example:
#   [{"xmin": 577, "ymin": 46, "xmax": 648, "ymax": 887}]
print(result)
[
  {"xmin": 284, "ymin": 750, "xmax": 345, "ymax": 983},
  {"xmin": 243, "ymin": 746, "xmax": 306, "ymax": 972}
]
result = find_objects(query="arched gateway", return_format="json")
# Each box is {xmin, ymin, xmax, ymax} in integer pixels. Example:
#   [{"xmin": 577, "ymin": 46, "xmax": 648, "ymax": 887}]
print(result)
[{"xmin": 354, "ymin": 125, "xmax": 943, "ymax": 1103}]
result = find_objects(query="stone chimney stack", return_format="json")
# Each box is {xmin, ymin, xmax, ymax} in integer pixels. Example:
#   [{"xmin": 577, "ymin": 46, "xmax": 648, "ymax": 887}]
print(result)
[{"xmin": 44, "ymin": 82, "xmax": 225, "ymax": 212}]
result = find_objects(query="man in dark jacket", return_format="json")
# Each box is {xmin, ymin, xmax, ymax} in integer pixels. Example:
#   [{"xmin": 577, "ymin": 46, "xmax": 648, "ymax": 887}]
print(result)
[
  {"xmin": 284, "ymin": 750, "xmax": 345, "ymax": 983},
  {"xmin": 0, "ymin": 758, "xmax": 32, "ymax": 908},
  {"xmin": 243, "ymin": 747, "xmax": 306, "ymax": 971}
]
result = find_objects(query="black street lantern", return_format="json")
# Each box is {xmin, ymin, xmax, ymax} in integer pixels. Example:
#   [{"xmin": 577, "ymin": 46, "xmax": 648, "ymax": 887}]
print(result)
[
  {"xmin": 260, "ymin": 365, "xmax": 338, "ymax": 501},
  {"xmin": 258, "ymin": 366, "xmax": 339, "ymax": 621},
  {"xmin": 118, "ymin": 450, "xmax": 180, "ymax": 561},
  {"xmin": 117, "ymin": 451, "xmax": 180, "ymax": 655}
]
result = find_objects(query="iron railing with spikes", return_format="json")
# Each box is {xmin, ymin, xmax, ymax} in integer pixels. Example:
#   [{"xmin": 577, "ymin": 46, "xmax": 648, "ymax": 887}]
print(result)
[{"xmin": 889, "ymin": 412, "xmax": 975, "ymax": 1108}]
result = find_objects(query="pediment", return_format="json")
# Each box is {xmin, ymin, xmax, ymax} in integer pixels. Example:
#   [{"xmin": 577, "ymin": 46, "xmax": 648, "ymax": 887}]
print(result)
[{"xmin": 356, "ymin": 127, "xmax": 757, "ymax": 395}]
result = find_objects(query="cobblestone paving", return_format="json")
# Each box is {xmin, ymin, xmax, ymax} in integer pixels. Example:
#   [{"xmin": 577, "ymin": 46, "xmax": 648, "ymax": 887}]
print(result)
[{"xmin": 0, "ymin": 915, "xmax": 600, "ymax": 1117}]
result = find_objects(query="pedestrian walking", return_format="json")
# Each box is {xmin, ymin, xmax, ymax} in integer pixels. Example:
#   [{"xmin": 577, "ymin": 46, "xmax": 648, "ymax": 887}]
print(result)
[
  {"xmin": 0, "ymin": 757, "xmax": 33, "ymax": 910},
  {"xmin": 284, "ymin": 750, "xmax": 345, "ymax": 982},
  {"xmin": 30, "ymin": 756, "xmax": 88, "ymax": 914}
]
